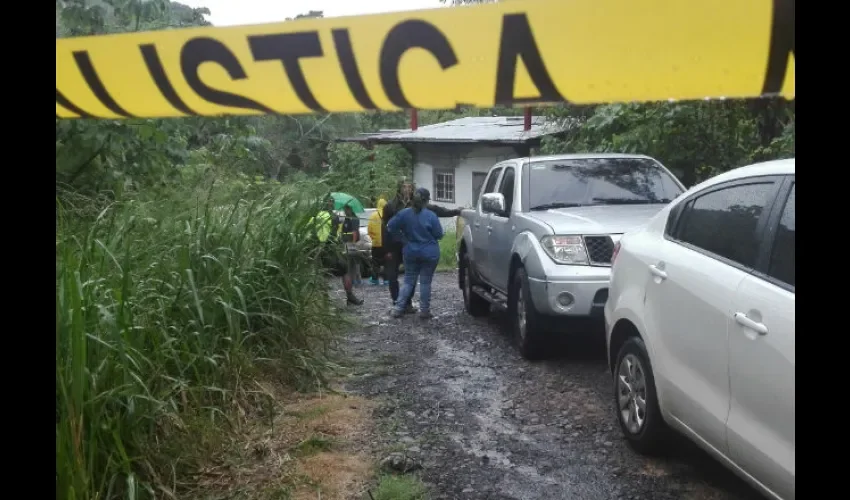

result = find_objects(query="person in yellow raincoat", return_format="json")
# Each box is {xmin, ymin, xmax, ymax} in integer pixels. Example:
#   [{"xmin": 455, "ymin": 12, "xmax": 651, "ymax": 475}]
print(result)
[{"xmin": 367, "ymin": 198, "xmax": 389, "ymax": 285}]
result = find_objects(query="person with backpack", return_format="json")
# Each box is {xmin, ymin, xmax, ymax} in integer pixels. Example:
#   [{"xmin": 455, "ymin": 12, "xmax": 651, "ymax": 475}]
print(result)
[
  {"xmin": 340, "ymin": 202, "xmax": 365, "ymax": 290},
  {"xmin": 381, "ymin": 178, "xmax": 460, "ymax": 313},
  {"xmin": 311, "ymin": 195, "xmax": 363, "ymax": 306},
  {"xmin": 386, "ymin": 187, "xmax": 444, "ymax": 319},
  {"xmin": 367, "ymin": 198, "xmax": 389, "ymax": 285}
]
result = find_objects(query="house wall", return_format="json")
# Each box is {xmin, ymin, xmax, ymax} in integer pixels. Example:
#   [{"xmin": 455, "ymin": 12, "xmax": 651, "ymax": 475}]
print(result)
[{"xmin": 412, "ymin": 144, "xmax": 517, "ymax": 212}]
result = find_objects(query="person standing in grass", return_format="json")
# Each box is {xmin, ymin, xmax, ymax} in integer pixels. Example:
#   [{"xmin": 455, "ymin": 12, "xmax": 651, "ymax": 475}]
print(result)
[
  {"xmin": 367, "ymin": 198, "xmax": 389, "ymax": 285},
  {"xmin": 312, "ymin": 195, "xmax": 362, "ymax": 306},
  {"xmin": 387, "ymin": 188, "xmax": 444, "ymax": 319}
]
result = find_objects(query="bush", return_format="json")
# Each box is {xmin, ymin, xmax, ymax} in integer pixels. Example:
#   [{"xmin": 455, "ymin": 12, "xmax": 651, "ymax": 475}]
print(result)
[{"xmin": 56, "ymin": 181, "xmax": 342, "ymax": 499}]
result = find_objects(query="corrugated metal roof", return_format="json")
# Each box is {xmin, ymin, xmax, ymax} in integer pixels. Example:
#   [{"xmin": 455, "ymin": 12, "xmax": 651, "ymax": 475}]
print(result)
[{"xmin": 338, "ymin": 116, "xmax": 576, "ymax": 145}]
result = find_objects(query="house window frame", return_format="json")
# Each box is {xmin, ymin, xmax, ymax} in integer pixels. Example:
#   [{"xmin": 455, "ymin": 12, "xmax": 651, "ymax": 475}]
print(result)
[{"xmin": 432, "ymin": 168, "xmax": 456, "ymax": 203}]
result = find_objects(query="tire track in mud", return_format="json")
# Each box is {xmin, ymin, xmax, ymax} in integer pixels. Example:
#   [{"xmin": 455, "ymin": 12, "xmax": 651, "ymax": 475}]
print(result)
[{"xmin": 340, "ymin": 272, "xmax": 762, "ymax": 500}]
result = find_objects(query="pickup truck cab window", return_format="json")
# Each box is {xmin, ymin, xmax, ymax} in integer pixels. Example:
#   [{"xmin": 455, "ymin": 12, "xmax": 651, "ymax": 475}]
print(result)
[
  {"xmin": 483, "ymin": 167, "xmax": 503, "ymax": 195},
  {"xmin": 527, "ymin": 157, "xmax": 683, "ymax": 210},
  {"xmin": 497, "ymin": 167, "xmax": 516, "ymax": 215},
  {"xmin": 478, "ymin": 166, "xmax": 503, "ymax": 210}
]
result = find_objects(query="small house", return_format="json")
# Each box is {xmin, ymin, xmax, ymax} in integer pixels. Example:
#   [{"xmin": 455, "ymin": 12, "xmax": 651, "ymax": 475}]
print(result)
[{"xmin": 339, "ymin": 114, "xmax": 573, "ymax": 211}]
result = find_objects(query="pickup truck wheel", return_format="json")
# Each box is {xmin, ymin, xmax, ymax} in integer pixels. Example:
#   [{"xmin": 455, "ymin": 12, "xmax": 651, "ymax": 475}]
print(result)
[
  {"xmin": 511, "ymin": 268, "xmax": 547, "ymax": 360},
  {"xmin": 461, "ymin": 254, "xmax": 490, "ymax": 317}
]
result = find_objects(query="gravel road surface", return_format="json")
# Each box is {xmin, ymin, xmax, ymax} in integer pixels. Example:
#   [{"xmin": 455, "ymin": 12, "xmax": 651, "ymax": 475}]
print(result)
[{"xmin": 339, "ymin": 271, "xmax": 762, "ymax": 500}]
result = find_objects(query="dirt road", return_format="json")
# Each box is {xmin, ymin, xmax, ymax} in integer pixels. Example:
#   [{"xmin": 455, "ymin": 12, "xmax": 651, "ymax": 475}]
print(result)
[{"xmin": 341, "ymin": 272, "xmax": 762, "ymax": 500}]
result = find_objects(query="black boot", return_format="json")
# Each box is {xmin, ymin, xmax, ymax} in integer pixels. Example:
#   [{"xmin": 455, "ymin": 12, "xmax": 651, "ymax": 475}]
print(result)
[{"xmin": 347, "ymin": 291, "xmax": 363, "ymax": 305}]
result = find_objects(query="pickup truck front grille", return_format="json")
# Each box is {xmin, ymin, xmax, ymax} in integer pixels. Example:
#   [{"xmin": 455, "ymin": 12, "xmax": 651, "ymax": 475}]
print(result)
[{"xmin": 584, "ymin": 235, "xmax": 615, "ymax": 266}]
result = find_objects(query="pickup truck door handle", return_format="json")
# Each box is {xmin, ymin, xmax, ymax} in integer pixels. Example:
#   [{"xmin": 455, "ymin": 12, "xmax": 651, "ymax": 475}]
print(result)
[
  {"xmin": 734, "ymin": 312, "xmax": 768, "ymax": 336},
  {"xmin": 648, "ymin": 264, "xmax": 667, "ymax": 280},
  {"xmin": 473, "ymin": 222, "xmax": 480, "ymax": 228}
]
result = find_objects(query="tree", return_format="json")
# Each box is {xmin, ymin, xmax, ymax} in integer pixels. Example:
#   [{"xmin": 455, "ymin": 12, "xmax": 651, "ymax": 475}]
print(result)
[{"xmin": 539, "ymin": 99, "xmax": 794, "ymax": 186}]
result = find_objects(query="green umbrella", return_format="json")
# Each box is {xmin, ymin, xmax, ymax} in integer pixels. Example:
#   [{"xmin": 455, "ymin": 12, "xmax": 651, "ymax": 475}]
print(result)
[{"xmin": 330, "ymin": 192, "xmax": 365, "ymax": 214}]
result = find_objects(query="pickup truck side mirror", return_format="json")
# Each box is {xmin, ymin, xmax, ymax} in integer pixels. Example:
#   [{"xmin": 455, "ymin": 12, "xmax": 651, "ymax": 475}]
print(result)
[{"xmin": 481, "ymin": 193, "xmax": 506, "ymax": 215}]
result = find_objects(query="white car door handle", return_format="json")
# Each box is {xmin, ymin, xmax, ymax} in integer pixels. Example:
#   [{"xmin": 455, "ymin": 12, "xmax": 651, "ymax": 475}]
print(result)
[
  {"xmin": 648, "ymin": 264, "xmax": 667, "ymax": 279},
  {"xmin": 734, "ymin": 312, "xmax": 768, "ymax": 335},
  {"xmin": 473, "ymin": 222, "xmax": 480, "ymax": 228}
]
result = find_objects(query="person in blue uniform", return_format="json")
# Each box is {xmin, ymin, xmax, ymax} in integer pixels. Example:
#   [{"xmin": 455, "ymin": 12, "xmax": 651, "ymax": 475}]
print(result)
[{"xmin": 386, "ymin": 188, "xmax": 444, "ymax": 319}]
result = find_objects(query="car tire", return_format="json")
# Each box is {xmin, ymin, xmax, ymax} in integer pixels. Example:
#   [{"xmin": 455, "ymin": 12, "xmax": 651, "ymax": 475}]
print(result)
[
  {"xmin": 613, "ymin": 336, "xmax": 669, "ymax": 455},
  {"xmin": 510, "ymin": 267, "xmax": 547, "ymax": 360},
  {"xmin": 461, "ymin": 253, "xmax": 490, "ymax": 317}
]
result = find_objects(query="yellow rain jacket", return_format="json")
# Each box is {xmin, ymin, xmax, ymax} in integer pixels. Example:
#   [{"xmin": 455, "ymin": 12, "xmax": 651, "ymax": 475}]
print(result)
[
  {"xmin": 367, "ymin": 199, "xmax": 386, "ymax": 248},
  {"xmin": 310, "ymin": 210, "xmax": 340, "ymax": 243}
]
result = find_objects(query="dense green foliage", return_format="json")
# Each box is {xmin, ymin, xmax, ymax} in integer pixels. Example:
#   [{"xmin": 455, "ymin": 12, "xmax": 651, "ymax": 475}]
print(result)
[
  {"xmin": 57, "ymin": 1, "xmax": 794, "ymax": 499},
  {"xmin": 539, "ymin": 101, "xmax": 795, "ymax": 186},
  {"xmin": 57, "ymin": 175, "xmax": 339, "ymax": 499}
]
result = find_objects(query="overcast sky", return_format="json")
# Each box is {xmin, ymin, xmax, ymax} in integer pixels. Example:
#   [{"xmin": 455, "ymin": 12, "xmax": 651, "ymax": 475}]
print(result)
[{"xmin": 178, "ymin": 0, "xmax": 444, "ymax": 26}]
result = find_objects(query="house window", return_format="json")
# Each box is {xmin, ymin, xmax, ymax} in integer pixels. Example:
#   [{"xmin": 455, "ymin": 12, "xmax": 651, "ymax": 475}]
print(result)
[{"xmin": 433, "ymin": 169, "xmax": 455, "ymax": 203}]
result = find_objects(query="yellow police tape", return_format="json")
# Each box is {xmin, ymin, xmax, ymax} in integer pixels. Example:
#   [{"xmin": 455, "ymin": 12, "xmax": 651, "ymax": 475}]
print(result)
[{"xmin": 56, "ymin": 0, "xmax": 794, "ymax": 120}]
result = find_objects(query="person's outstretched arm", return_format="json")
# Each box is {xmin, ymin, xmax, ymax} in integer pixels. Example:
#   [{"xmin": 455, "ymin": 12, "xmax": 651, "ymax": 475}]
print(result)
[{"xmin": 427, "ymin": 203, "xmax": 462, "ymax": 218}]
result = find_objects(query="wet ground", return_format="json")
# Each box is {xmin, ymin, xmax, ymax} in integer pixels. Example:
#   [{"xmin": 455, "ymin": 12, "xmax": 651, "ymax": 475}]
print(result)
[{"xmin": 339, "ymin": 272, "xmax": 763, "ymax": 500}]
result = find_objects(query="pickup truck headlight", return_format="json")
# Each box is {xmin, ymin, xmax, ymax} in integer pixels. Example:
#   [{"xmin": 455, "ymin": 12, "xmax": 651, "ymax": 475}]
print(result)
[{"xmin": 540, "ymin": 235, "xmax": 589, "ymax": 265}]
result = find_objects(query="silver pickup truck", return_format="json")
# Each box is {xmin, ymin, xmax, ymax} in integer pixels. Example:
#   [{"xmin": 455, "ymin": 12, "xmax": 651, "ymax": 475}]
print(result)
[{"xmin": 456, "ymin": 153, "xmax": 685, "ymax": 359}]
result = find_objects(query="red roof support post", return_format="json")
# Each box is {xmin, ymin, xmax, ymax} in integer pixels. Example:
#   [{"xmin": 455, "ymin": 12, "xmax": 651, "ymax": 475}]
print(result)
[
  {"xmin": 410, "ymin": 108, "xmax": 419, "ymax": 131},
  {"xmin": 523, "ymin": 106, "xmax": 532, "ymax": 131}
]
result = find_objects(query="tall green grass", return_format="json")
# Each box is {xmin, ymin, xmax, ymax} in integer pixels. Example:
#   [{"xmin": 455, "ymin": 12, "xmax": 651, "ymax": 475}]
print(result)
[
  {"xmin": 56, "ymin": 182, "xmax": 342, "ymax": 500},
  {"xmin": 438, "ymin": 230, "xmax": 457, "ymax": 271}
]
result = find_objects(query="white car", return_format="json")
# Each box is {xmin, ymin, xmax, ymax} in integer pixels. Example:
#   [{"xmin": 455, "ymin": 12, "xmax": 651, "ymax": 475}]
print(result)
[{"xmin": 604, "ymin": 159, "xmax": 795, "ymax": 500}]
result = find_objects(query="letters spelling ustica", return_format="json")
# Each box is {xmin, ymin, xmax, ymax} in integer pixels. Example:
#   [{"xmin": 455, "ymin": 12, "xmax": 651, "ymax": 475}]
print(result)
[{"xmin": 55, "ymin": 0, "xmax": 795, "ymax": 120}]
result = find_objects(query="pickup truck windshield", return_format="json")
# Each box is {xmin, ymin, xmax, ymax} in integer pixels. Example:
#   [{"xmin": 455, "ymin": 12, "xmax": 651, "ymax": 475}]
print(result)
[{"xmin": 528, "ymin": 158, "xmax": 684, "ymax": 210}]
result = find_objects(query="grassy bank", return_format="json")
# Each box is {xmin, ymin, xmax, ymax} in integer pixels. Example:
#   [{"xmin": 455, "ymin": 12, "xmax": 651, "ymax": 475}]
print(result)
[
  {"xmin": 438, "ymin": 230, "xmax": 457, "ymax": 271},
  {"xmin": 56, "ymin": 179, "xmax": 343, "ymax": 500}
]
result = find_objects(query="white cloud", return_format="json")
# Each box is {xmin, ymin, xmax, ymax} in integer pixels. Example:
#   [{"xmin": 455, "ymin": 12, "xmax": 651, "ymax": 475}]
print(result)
[{"xmin": 178, "ymin": 0, "xmax": 444, "ymax": 26}]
